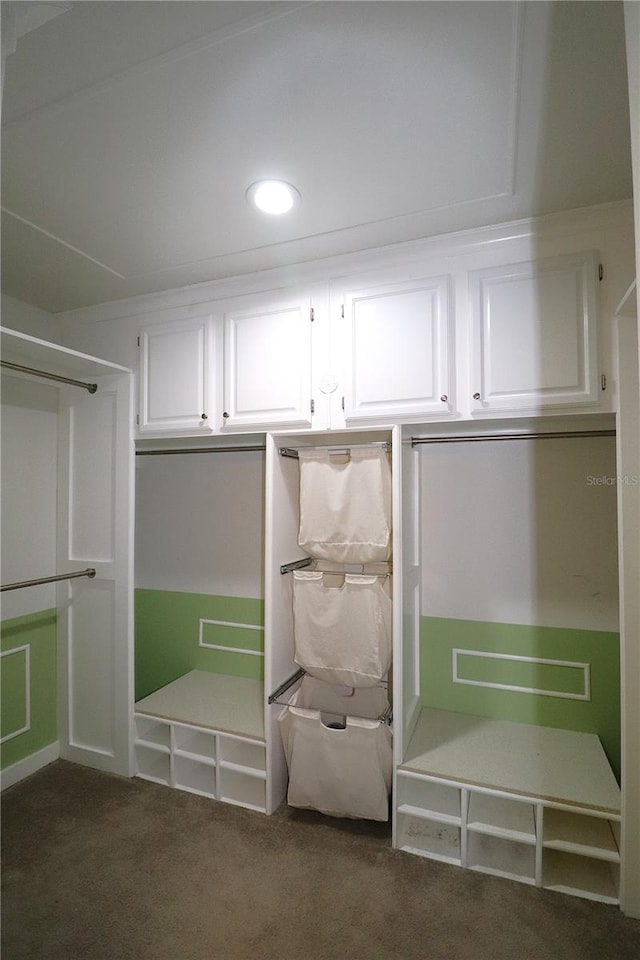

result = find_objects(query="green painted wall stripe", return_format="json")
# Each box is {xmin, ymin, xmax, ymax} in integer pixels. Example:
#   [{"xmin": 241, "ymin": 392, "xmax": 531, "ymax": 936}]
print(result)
[
  {"xmin": 1, "ymin": 609, "xmax": 57, "ymax": 770},
  {"xmin": 135, "ymin": 590, "xmax": 265, "ymax": 700},
  {"xmin": 421, "ymin": 617, "xmax": 620, "ymax": 779}
]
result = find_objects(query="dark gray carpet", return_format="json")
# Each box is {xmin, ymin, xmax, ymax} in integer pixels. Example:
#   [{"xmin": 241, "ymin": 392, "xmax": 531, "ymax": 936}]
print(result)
[{"xmin": 1, "ymin": 760, "xmax": 639, "ymax": 960}]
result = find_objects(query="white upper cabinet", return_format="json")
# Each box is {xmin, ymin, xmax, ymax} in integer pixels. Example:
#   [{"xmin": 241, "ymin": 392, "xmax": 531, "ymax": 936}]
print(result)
[
  {"xmin": 138, "ymin": 313, "xmax": 217, "ymax": 434},
  {"xmin": 334, "ymin": 275, "xmax": 453, "ymax": 424},
  {"xmin": 220, "ymin": 290, "xmax": 314, "ymax": 431},
  {"xmin": 469, "ymin": 252, "xmax": 600, "ymax": 414}
]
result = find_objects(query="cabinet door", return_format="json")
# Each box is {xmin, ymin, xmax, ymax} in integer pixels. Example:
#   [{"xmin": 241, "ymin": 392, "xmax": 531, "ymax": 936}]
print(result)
[
  {"xmin": 138, "ymin": 315, "xmax": 214, "ymax": 433},
  {"xmin": 469, "ymin": 252, "xmax": 599, "ymax": 413},
  {"xmin": 339, "ymin": 276, "xmax": 452, "ymax": 423},
  {"xmin": 222, "ymin": 291, "xmax": 313, "ymax": 430}
]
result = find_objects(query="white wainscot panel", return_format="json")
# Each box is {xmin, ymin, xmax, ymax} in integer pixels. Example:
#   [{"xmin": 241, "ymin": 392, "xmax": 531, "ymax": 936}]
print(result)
[
  {"xmin": 68, "ymin": 579, "xmax": 114, "ymax": 756},
  {"xmin": 69, "ymin": 391, "xmax": 116, "ymax": 562}
]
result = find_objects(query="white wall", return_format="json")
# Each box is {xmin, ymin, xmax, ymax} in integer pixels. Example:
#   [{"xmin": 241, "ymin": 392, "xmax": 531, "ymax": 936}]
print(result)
[
  {"xmin": 1, "ymin": 294, "xmax": 61, "ymax": 343},
  {"xmin": 0, "ymin": 376, "xmax": 58, "ymax": 620},
  {"xmin": 135, "ymin": 449, "xmax": 264, "ymax": 599},
  {"xmin": 419, "ymin": 435, "xmax": 619, "ymax": 631}
]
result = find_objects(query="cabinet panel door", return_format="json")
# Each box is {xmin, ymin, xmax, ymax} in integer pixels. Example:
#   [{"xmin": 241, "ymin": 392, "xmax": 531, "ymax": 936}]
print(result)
[
  {"xmin": 470, "ymin": 252, "xmax": 599, "ymax": 412},
  {"xmin": 222, "ymin": 293, "xmax": 312, "ymax": 430},
  {"xmin": 138, "ymin": 315, "xmax": 213, "ymax": 433},
  {"xmin": 341, "ymin": 276, "xmax": 452, "ymax": 422}
]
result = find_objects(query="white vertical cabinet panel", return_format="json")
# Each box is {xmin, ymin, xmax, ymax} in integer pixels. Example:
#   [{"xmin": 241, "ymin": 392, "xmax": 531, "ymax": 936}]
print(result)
[
  {"xmin": 338, "ymin": 275, "xmax": 453, "ymax": 423},
  {"xmin": 615, "ymin": 293, "xmax": 640, "ymax": 919},
  {"xmin": 138, "ymin": 314, "xmax": 216, "ymax": 433},
  {"xmin": 469, "ymin": 252, "xmax": 599, "ymax": 413},
  {"xmin": 221, "ymin": 291, "xmax": 313, "ymax": 431},
  {"xmin": 57, "ymin": 373, "xmax": 134, "ymax": 776}
]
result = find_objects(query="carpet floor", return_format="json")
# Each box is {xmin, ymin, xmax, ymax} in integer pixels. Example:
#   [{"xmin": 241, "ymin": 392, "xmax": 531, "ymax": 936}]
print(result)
[{"xmin": 1, "ymin": 760, "xmax": 639, "ymax": 960}]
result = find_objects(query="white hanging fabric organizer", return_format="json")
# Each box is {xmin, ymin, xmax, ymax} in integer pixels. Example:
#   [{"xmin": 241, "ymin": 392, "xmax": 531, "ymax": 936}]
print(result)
[
  {"xmin": 277, "ymin": 441, "xmax": 394, "ymax": 821},
  {"xmin": 292, "ymin": 570, "xmax": 392, "ymax": 687},
  {"xmin": 278, "ymin": 678, "xmax": 392, "ymax": 821},
  {"xmin": 297, "ymin": 447, "xmax": 392, "ymax": 562}
]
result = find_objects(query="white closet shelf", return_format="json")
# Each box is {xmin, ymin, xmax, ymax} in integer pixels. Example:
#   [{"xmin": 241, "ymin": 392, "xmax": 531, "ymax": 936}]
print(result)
[
  {"xmin": 135, "ymin": 670, "xmax": 264, "ymax": 740},
  {"xmin": 0, "ymin": 326, "xmax": 131, "ymax": 380},
  {"xmin": 401, "ymin": 708, "xmax": 620, "ymax": 814}
]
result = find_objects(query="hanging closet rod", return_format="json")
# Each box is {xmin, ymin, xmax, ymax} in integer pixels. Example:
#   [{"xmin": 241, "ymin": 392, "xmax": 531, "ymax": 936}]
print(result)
[
  {"xmin": 0, "ymin": 360, "xmax": 98, "ymax": 394},
  {"xmin": 1, "ymin": 568, "xmax": 96, "ymax": 593},
  {"xmin": 280, "ymin": 441, "xmax": 391, "ymax": 459},
  {"xmin": 411, "ymin": 429, "xmax": 615, "ymax": 447},
  {"xmin": 136, "ymin": 444, "xmax": 266, "ymax": 456}
]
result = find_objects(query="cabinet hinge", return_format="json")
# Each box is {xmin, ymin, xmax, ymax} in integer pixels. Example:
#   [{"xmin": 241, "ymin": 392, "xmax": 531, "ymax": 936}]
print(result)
[
  {"xmin": 137, "ymin": 335, "xmax": 140, "ymax": 347},
  {"xmin": 136, "ymin": 413, "xmax": 140, "ymax": 425},
  {"xmin": 341, "ymin": 304, "xmax": 345, "ymax": 319},
  {"xmin": 310, "ymin": 399, "xmax": 315, "ymax": 414},
  {"xmin": 341, "ymin": 396, "xmax": 345, "ymax": 411},
  {"xmin": 310, "ymin": 307, "xmax": 314, "ymax": 322},
  {"xmin": 599, "ymin": 263, "xmax": 604, "ymax": 282},
  {"xmin": 601, "ymin": 374, "xmax": 607, "ymax": 391}
]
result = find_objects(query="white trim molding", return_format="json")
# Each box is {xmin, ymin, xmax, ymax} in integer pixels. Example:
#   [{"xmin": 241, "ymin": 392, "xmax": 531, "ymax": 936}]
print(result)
[
  {"xmin": 452, "ymin": 648, "xmax": 591, "ymax": 701},
  {"xmin": 0, "ymin": 644, "xmax": 31, "ymax": 742},
  {"xmin": 198, "ymin": 618, "xmax": 265, "ymax": 657},
  {"xmin": 0, "ymin": 741, "xmax": 60, "ymax": 792}
]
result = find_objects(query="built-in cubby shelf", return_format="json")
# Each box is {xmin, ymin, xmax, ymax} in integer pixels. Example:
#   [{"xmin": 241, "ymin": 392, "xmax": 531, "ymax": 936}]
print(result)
[
  {"xmin": 134, "ymin": 670, "xmax": 266, "ymax": 812},
  {"xmin": 395, "ymin": 709, "xmax": 621, "ymax": 905}
]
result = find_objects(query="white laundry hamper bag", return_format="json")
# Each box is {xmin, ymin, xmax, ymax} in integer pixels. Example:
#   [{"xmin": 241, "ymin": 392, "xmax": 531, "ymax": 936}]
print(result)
[
  {"xmin": 298, "ymin": 447, "xmax": 392, "ymax": 563},
  {"xmin": 278, "ymin": 679, "xmax": 392, "ymax": 821},
  {"xmin": 293, "ymin": 570, "xmax": 392, "ymax": 687}
]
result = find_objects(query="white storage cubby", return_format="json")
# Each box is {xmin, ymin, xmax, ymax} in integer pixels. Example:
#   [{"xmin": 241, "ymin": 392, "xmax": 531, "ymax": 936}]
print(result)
[
  {"xmin": 466, "ymin": 792, "xmax": 537, "ymax": 845},
  {"xmin": 173, "ymin": 755, "xmax": 216, "ymax": 798},
  {"xmin": 134, "ymin": 671, "xmax": 267, "ymax": 812},
  {"xmin": 396, "ymin": 773, "xmax": 461, "ymax": 824},
  {"xmin": 395, "ymin": 708, "xmax": 621, "ymax": 904},
  {"xmin": 396, "ymin": 810, "xmax": 462, "ymax": 865},
  {"xmin": 135, "ymin": 744, "xmax": 171, "ymax": 786},
  {"xmin": 466, "ymin": 831, "xmax": 536, "ymax": 885}
]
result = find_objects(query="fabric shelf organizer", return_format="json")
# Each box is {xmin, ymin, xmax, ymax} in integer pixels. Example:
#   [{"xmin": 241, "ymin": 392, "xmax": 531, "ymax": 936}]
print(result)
[
  {"xmin": 278, "ymin": 677, "xmax": 392, "ymax": 821},
  {"xmin": 278, "ymin": 443, "xmax": 394, "ymax": 821},
  {"xmin": 298, "ymin": 447, "xmax": 392, "ymax": 562},
  {"xmin": 292, "ymin": 570, "xmax": 392, "ymax": 687}
]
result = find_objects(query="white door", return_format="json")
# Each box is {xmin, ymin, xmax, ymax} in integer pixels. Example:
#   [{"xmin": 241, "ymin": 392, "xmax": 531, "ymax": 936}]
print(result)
[
  {"xmin": 469, "ymin": 252, "xmax": 600, "ymax": 413},
  {"xmin": 222, "ymin": 291, "xmax": 313, "ymax": 430},
  {"xmin": 57, "ymin": 373, "xmax": 134, "ymax": 776},
  {"xmin": 138, "ymin": 315, "xmax": 215, "ymax": 433},
  {"xmin": 338, "ymin": 276, "xmax": 452, "ymax": 423}
]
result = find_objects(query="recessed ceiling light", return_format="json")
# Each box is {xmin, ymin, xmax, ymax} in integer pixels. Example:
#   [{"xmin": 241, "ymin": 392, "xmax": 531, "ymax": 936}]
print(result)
[{"xmin": 246, "ymin": 180, "xmax": 301, "ymax": 215}]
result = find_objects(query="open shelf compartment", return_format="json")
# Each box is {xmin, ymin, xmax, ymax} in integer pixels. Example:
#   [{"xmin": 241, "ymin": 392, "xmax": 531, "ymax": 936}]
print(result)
[
  {"xmin": 396, "ymin": 810, "xmax": 462, "ymax": 865},
  {"xmin": 543, "ymin": 849, "xmax": 620, "ymax": 904},
  {"xmin": 173, "ymin": 755, "xmax": 216, "ymax": 798},
  {"xmin": 136, "ymin": 744, "xmax": 171, "ymax": 785},
  {"xmin": 396, "ymin": 773, "xmax": 461, "ymax": 824},
  {"xmin": 466, "ymin": 791, "xmax": 537, "ymax": 844},
  {"xmin": 218, "ymin": 735, "xmax": 266, "ymax": 776},
  {"xmin": 542, "ymin": 808, "xmax": 620, "ymax": 862},
  {"xmin": 466, "ymin": 832, "xmax": 536, "ymax": 885},
  {"xmin": 135, "ymin": 714, "xmax": 171, "ymax": 750},
  {"xmin": 173, "ymin": 725, "xmax": 217, "ymax": 763}
]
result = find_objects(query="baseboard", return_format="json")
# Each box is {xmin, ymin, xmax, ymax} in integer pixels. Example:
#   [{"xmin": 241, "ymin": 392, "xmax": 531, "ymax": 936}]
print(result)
[{"xmin": 0, "ymin": 742, "xmax": 60, "ymax": 791}]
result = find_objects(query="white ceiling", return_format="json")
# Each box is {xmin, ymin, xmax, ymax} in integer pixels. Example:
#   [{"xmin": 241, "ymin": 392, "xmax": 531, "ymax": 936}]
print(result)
[{"xmin": 0, "ymin": 0, "xmax": 632, "ymax": 315}]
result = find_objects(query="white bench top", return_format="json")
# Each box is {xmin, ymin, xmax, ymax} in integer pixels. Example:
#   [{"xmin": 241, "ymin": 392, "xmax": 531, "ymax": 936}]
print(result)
[
  {"xmin": 135, "ymin": 670, "xmax": 264, "ymax": 740},
  {"xmin": 400, "ymin": 708, "xmax": 620, "ymax": 814}
]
